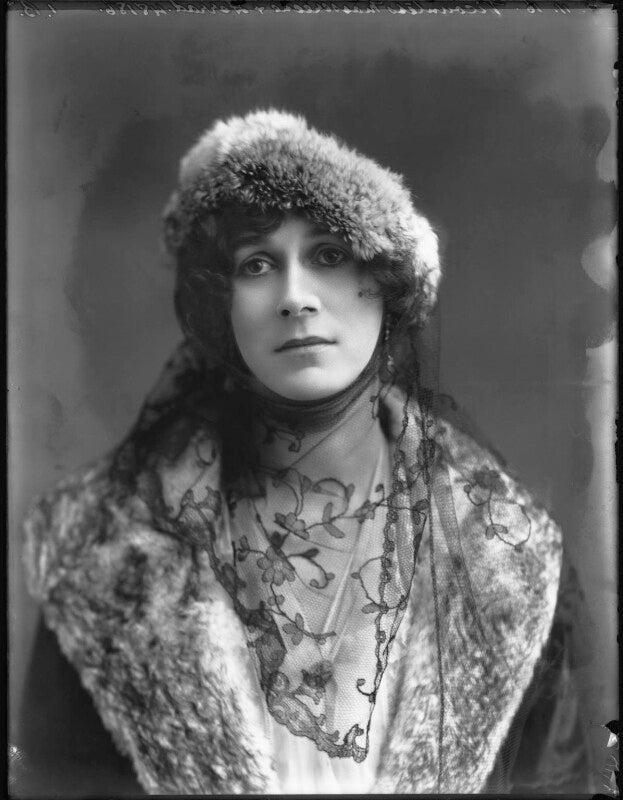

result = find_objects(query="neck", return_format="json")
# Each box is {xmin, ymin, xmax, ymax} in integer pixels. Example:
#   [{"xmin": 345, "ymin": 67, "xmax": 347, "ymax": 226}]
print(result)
[{"xmin": 242, "ymin": 365, "xmax": 386, "ymax": 480}]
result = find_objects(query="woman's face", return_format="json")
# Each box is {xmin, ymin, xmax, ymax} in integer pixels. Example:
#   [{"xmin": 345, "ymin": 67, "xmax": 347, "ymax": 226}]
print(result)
[{"xmin": 230, "ymin": 214, "xmax": 383, "ymax": 401}]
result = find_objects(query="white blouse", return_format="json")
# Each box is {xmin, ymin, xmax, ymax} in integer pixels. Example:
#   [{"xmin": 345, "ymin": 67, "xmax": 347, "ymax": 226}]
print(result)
[
  {"xmin": 265, "ymin": 613, "xmax": 408, "ymax": 794},
  {"xmin": 219, "ymin": 431, "xmax": 411, "ymax": 793}
]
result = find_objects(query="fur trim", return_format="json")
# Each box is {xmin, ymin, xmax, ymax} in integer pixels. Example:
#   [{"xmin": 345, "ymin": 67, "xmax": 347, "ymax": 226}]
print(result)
[
  {"xmin": 373, "ymin": 404, "xmax": 563, "ymax": 792},
  {"xmin": 23, "ymin": 393, "xmax": 561, "ymax": 795},
  {"xmin": 24, "ymin": 461, "xmax": 278, "ymax": 795},
  {"xmin": 162, "ymin": 109, "xmax": 440, "ymax": 327}
]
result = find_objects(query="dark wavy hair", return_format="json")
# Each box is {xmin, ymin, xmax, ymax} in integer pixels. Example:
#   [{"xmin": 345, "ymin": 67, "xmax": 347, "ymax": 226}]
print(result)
[{"xmin": 173, "ymin": 203, "xmax": 426, "ymax": 383}]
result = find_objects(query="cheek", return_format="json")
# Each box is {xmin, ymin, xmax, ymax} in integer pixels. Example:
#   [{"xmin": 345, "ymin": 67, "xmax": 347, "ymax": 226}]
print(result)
[
  {"xmin": 230, "ymin": 291, "xmax": 255, "ymax": 358},
  {"xmin": 358, "ymin": 301, "xmax": 384, "ymax": 345},
  {"xmin": 351, "ymin": 282, "xmax": 383, "ymax": 333},
  {"xmin": 335, "ymin": 293, "xmax": 383, "ymax": 364},
  {"xmin": 331, "ymin": 270, "xmax": 379, "ymax": 311},
  {"xmin": 230, "ymin": 285, "xmax": 266, "ymax": 345},
  {"xmin": 324, "ymin": 271, "xmax": 381, "ymax": 327}
]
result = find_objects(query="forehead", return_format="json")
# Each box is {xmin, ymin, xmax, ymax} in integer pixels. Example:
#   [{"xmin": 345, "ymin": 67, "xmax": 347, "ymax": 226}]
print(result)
[{"xmin": 232, "ymin": 213, "xmax": 347, "ymax": 252}]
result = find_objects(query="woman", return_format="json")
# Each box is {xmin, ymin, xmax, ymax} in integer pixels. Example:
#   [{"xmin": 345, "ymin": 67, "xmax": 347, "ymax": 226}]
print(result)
[{"xmin": 20, "ymin": 110, "xmax": 591, "ymax": 795}]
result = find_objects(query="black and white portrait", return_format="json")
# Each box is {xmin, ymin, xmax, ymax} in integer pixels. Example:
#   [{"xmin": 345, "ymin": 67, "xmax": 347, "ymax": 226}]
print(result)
[{"xmin": 8, "ymin": 3, "xmax": 617, "ymax": 796}]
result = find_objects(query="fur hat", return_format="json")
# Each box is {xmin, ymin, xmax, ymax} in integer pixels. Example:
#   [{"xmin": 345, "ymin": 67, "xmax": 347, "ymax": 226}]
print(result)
[{"xmin": 163, "ymin": 109, "xmax": 440, "ymax": 325}]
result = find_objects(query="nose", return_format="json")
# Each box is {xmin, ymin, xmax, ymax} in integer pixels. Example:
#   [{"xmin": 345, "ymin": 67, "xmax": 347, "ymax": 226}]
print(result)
[{"xmin": 276, "ymin": 261, "xmax": 320, "ymax": 318}]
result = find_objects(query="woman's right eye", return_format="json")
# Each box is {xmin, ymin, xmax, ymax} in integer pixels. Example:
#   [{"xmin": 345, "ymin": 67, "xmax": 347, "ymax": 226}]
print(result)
[{"xmin": 238, "ymin": 258, "xmax": 274, "ymax": 277}]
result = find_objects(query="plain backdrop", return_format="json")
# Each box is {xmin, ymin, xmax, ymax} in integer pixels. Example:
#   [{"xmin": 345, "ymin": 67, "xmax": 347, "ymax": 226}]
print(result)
[{"xmin": 8, "ymin": 3, "xmax": 617, "ymax": 784}]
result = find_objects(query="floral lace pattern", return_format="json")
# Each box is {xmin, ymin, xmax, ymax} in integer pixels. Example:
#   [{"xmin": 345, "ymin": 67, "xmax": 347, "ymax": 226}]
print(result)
[
  {"xmin": 107, "ymin": 343, "xmax": 537, "ymax": 767},
  {"xmin": 214, "ymin": 380, "xmax": 435, "ymax": 762}
]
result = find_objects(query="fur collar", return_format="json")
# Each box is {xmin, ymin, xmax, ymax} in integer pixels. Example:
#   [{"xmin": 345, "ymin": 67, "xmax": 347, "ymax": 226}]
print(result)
[{"xmin": 23, "ymin": 390, "xmax": 562, "ymax": 794}]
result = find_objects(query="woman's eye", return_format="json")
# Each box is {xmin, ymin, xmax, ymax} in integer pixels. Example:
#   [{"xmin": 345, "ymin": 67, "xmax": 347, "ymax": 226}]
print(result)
[
  {"xmin": 316, "ymin": 246, "xmax": 349, "ymax": 267},
  {"xmin": 239, "ymin": 258, "xmax": 273, "ymax": 277}
]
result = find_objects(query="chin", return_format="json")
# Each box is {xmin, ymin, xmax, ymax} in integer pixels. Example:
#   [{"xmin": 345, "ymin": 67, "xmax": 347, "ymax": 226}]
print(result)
[
  {"xmin": 272, "ymin": 372, "xmax": 351, "ymax": 402},
  {"xmin": 276, "ymin": 384, "xmax": 341, "ymax": 402}
]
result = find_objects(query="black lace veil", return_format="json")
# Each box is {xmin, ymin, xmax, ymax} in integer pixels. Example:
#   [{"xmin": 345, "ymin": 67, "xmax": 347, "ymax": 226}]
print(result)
[
  {"xmin": 105, "ymin": 110, "xmax": 568, "ymax": 790},
  {"xmin": 106, "ymin": 302, "xmax": 546, "ymax": 790}
]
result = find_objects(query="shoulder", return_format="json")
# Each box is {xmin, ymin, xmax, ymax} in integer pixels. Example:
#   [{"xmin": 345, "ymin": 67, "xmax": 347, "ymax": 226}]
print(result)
[
  {"xmin": 22, "ymin": 447, "xmax": 220, "ymax": 646},
  {"xmin": 23, "ymin": 458, "xmax": 116, "ymax": 603},
  {"xmin": 434, "ymin": 415, "xmax": 562, "ymax": 570},
  {"xmin": 381, "ymin": 385, "xmax": 562, "ymax": 582},
  {"xmin": 23, "ymin": 347, "xmax": 226, "ymax": 609},
  {"xmin": 381, "ymin": 384, "xmax": 563, "ymax": 640},
  {"xmin": 20, "ymin": 451, "xmax": 264, "ymax": 795},
  {"xmin": 430, "ymin": 414, "xmax": 563, "ymax": 667},
  {"xmin": 379, "ymin": 392, "xmax": 566, "ymax": 792}
]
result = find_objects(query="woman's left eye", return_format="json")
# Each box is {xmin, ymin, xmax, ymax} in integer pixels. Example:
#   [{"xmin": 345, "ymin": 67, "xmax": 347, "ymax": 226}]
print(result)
[{"xmin": 315, "ymin": 246, "xmax": 349, "ymax": 267}]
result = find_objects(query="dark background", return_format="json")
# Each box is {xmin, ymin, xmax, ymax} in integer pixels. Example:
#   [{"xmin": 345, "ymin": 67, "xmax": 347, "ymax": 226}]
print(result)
[{"xmin": 9, "ymin": 3, "xmax": 617, "ymax": 783}]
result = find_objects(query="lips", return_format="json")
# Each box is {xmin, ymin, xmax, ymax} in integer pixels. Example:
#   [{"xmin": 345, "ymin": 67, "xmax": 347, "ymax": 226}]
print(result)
[{"xmin": 275, "ymin": 336, "xmax": 335, "ymax": 352}]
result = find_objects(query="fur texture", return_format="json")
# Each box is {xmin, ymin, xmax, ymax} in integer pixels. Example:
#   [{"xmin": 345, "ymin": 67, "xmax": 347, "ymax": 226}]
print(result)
[
  {"xmin": 23, "ymin": 388, "xmax": 561, "ymax": 795},
  {"xmin": 162, "ymin": 110, "xmax": 440, "ymax": 328}
]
